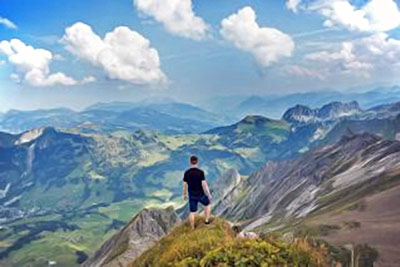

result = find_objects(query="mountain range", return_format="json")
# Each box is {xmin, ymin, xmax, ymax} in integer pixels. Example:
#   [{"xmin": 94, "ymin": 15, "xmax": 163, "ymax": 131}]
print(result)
[
  {"xmin": 0, "ymin": 101, "xmax": 229, "ymax": 135},
  {"xmin": 1, "ymin": 98, "xmax": 400, "ymax": 266},
  {"xmin": 203, "ymin": 86, "xmax": 400, "ymax": 119},
  {"xmin": 3, "ymin": 85, "xmax": 400, "ymax": 135},
  {"xmin": 87, "ymin": 131, "xmax": 399, "ymax": 266}
]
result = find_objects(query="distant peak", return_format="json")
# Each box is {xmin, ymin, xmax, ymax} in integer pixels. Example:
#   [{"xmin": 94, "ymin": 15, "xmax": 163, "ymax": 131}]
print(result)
[
  {"xmin": 15, "ymin": 127, "xmax": 56, "ymax": 145},
  {"xmin": 282, "ymin": 101, "xmax": 362, "ymax": 124},
  {"xmin": 242, "ymin": 115, "xmax": 271, "ymax": 123}
]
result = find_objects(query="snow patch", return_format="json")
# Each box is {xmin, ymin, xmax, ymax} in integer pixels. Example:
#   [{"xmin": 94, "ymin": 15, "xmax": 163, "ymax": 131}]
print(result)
[
  {"xmin": 310, "ymin": 128, "xmax": 326, "ymax": 141},
  {"xmin": 396, "ymin": 132, "xmax": 400, "ymax": 141},
  {"xmin": 0, "ymin": 183, "xmax": 10, "ymax": 199},
  {"xmin": 4, "ymin": 196, "xmax": 21, "ymax": 206},
  {"xmin": 293, "ymin": 115, "xmax": 317, "ymax": 123}
]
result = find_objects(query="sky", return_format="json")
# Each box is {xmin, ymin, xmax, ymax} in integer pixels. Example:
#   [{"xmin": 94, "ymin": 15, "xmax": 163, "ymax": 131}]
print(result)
[{"xmin": 1, "ymin": 0, "xmax": 400, "ymax": 111}]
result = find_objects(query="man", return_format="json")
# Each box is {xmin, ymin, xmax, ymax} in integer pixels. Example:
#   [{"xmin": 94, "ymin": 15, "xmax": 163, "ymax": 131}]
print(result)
[{"xmin": 183, "ymin": 155, "xmax": 213, "ymax": 229}]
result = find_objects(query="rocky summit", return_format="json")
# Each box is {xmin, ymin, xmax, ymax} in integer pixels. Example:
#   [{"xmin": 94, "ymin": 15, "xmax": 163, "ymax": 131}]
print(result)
[{"xmin": 282, "ymin": 101, "xmax": 362, "ymax": 124}]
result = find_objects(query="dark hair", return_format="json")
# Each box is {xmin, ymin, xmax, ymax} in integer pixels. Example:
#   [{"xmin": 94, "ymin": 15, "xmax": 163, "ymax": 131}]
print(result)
[
  {"xmin": 190, "ymin": 155, "xmax": 198, "ymax": 165},
  {"xmin": 232, "ymin": 225, "xmax": 242, "ymax": 234}
]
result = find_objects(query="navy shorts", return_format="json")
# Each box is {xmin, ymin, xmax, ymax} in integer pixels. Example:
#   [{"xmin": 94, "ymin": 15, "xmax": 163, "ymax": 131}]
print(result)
[{"xmin": 189, "ymin": 194, "xmax": 210, "ymax": 212}]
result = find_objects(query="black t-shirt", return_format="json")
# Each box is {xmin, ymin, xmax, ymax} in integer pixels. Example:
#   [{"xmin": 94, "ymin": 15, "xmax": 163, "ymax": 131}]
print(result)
[{"xmin": 183, "ymin": 167, "xmax": 206, "ymax": 197}]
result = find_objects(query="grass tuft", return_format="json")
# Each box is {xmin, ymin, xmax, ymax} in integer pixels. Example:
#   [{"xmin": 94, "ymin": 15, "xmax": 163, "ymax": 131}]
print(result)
[{"xmin": 130, "ymin": 217, "xmax": 329, "ymax": 267}]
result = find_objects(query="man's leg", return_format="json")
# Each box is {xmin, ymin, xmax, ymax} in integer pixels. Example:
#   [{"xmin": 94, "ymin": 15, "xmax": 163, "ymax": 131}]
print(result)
[
  {"xmin": 189, "ymin": 212, "xmax": 196, "ymax": 229},
  {"xmin": 188, "ymin": 197, "xmax": 198, "ymax": 229},
  {"xmin": 200, "ymin": 195, "xmax": 211, "ymax": 224},
  {"xmin": 204, "ymin": 205, "xmax": 211, "ymax": 223}
]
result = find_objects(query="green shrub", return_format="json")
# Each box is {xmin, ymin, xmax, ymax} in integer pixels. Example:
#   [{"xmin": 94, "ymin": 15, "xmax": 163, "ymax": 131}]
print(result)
[{"xmin": 130, "ymin": 217, "xmax": 329, "ymax": 267}]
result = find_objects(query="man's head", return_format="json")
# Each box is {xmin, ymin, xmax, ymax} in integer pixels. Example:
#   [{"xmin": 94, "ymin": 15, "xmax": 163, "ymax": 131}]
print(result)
[{"xmin": 190, "ymin": 155, "xmax": 198, "ymax": 166}]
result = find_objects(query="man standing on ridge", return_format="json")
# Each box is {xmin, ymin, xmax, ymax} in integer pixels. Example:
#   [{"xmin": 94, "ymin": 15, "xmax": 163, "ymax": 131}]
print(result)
[{"xmin": 183, "ymin": 155, "xmax": 213, "ymax": 229}]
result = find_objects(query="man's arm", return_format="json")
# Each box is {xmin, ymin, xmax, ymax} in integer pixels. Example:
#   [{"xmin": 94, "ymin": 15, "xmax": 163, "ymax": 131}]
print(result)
[
  {"xmin": 183, "ymin": 181, "xmax": 188, "ymax": 201},
  {"xmin": 202, "ymin": 180, "xmax": 213, "ymax": 203}
]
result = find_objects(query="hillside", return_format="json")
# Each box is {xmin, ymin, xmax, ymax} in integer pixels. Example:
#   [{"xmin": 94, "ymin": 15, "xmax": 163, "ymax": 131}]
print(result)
[
  {"xmin": 129, "ymin": 216, "xmax": 330, "ymax": 266},
  {"xmin": 213, "ymin": 133, "xmax": 400, "ymax": 265}
]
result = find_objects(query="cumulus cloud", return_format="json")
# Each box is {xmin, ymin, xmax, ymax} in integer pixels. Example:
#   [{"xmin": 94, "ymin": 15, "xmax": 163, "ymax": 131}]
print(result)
[
  {"xmin": 0, "ymin": 16, "xmax": 17, "ymax": 29},
  {"xmin": 286, "ymin": 0, "xmax": 302, "ymax": 13},
  {"xmin": 62, "ymin": 22, "xmax": 167, "ymax": 85},
  {"xmin": 134, "ymin": 0, "xmax": 209, "ymax": 40},
  {"xmin": 220, "ymin": 6, "xmax": 294, "ymax": 67},
  {"xmin": 305, "ymin": 42, "xmax": 372, "ymax": 75},
  {"xmin": 296, "ymin": 0, "xmax": 400, "ymax": 33},
  {"xmin": 303, "ymin": 33, "xmax": 400, "ymax": 79},
  {"xmin": 0, "ymin": 39, "xmax": 79, "ymax": 87}
]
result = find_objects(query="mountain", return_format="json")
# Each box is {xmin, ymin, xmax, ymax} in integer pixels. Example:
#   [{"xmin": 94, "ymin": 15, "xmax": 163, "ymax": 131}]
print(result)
[
  {"xmin": 142, "ymin": 102, "xmax": 226, "ymax": 124},
  {"xmin": 83, "ymin": 206, "xmax": 181, "ymax": 267},
  {"xmin": 0, "ymin": 101, "xmax": 225, "ymax": 134},
  {"xmin": 282, "ymin": 101, "xmax": 361, "ymax": 124},
  {"xmin": 209, "ymin": 86, "xmax": 400, "ymax": 119},
  {"xmin": 1, "ymin": 100, "xmax": 400, "ymax": 265},
  {"xmin": 85, "ymin": 134, "xmax": 397, "ymax": 267},
  {"xmin": 85, "ymin": 101, "xmax": 140, "ymax": 112},
  {"xmin": 205, "ymin": 116, "xmax": 295, "ymax": 161},
  {"xmin": 1, "ymin": 101, "xmax": 399, "ymax": 225},
  {"xmin": 86, "ymin": 101, "xmax": 227, "ymax": 125},
  {"xmin": 365, "ymin": 101, "xmax": 400, "ymax": 119},
  {"xmin": 213, "ymin": 133, "xmax": 400, "ymax": 265},
  {"xmin": 0, "ymin": 121, "xmax": 289, "ymax": 265},
  {"xmin": 111, "ymin": 107, "xmax": 214, "ymax": 134},
  {"xmin": 0, "ymin": 108, "xmax": 79, "ymax": 133}
]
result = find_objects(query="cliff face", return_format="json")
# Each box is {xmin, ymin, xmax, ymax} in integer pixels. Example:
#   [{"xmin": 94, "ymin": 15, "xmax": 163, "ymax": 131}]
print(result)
[
  {"xmin": 214, "ymin": 133, "xmax": 400, "ymax": 225},
  {"xmin": 83, "ymin": 206, "xmax": 181, "ymax": 267}
]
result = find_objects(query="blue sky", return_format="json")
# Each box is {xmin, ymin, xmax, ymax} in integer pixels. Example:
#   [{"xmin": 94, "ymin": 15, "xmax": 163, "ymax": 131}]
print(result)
[{"xmin": 1, "ymin": 0, "xmax": 400, "ymax": 111}]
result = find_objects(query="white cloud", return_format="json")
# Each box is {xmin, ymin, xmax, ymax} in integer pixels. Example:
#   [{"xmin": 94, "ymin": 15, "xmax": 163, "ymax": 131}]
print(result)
[
  {"xmin": 303, "ymin": 33, "xmax": 400, "ymax": 79},
  {"xmin": 0, "ymin": 16, "xmax": 17, "ymax": 29},
  {"xmin": 0, "ymin": 39, "xmax": 78, "ymax": 87},
  {"xmin": 282, "ymin": 65, "xmax": 324, "ymax": 80},
  {"xmin": 134, "ymin": 0, "xmax": 209, "ymax": 40},
  {"xmin": 81, "ymin": 75, "xmax": 96, "ymax": 84},
  {"xmin": 220, "ymin": 6, "xmax": 294, "ymax": 67},
  {"xmin": 305, "ymin": 42, "xmax": 372, "ymax": 74},
  {"xmin": 62, "ymin": 22, "xmax": 167, "ymax": 85},
  {"xmin": 305, "ymin": 0, "xmax": 400, "ymax": 32},
  {"xmin": 286, "ymin": 0, "xmax": 302, "ymax": 13}
]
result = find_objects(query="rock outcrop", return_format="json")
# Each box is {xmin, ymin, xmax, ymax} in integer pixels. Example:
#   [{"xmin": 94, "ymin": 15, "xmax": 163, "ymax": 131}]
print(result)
[
  {"xmin": 282, "ymin": 101, "xmax": 361, "ymax": 124},
  {"xmin": 83, "ymin": 206, "xmax": 181, "ymax": 267}
]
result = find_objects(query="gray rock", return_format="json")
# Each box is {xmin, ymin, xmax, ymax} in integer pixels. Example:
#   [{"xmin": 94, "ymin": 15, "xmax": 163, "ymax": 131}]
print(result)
[{"xmin": 82, "ymin": 206, "xmax": 181, "ymax": 267}]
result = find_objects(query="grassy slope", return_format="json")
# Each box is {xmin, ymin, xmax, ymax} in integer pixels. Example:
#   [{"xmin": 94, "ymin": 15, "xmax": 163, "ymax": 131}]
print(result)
[{"xmin": 131, "ymin": 217, "xmax": 329, "ymax": 267}]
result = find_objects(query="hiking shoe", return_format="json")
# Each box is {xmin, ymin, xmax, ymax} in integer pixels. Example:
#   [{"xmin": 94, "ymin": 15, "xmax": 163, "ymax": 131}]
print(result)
[{"xmin": 204, "ymin": 220, "xmax": 211, "ymax": 225}]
